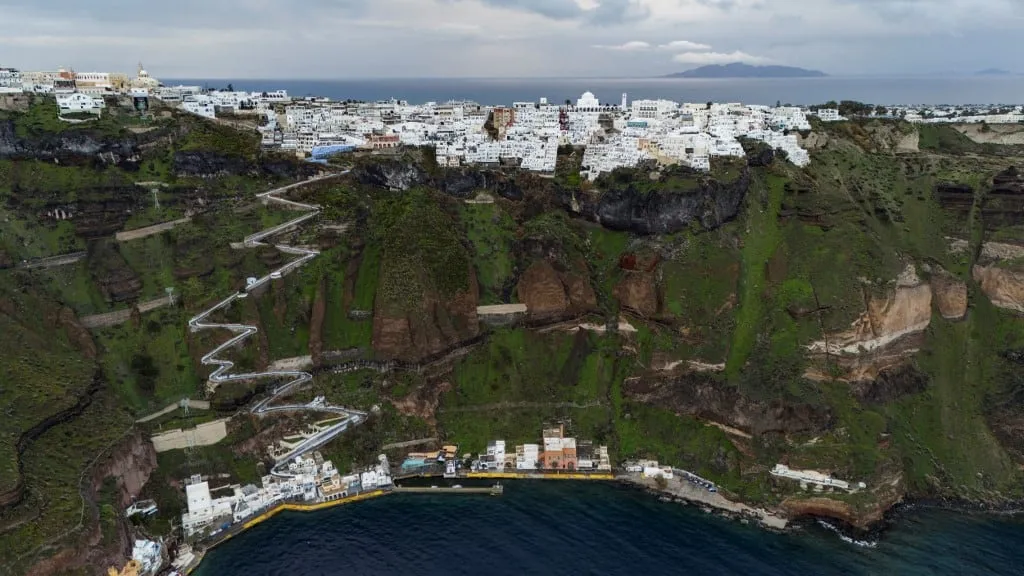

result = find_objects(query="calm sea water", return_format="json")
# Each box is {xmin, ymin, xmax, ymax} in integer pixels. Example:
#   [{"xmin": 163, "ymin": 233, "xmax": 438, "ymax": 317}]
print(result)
[
  {"xmin": 164, "ymin": 77, "xmax": 1024, "ymax": 107},
  {"xmin": 194, "ymin": 482, "xmax": 1024, "ymax": 576}
]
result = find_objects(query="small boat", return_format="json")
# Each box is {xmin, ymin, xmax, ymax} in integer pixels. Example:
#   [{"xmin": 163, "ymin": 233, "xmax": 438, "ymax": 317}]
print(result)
[{"xmin": 452, "ymin": 484, "xmax": 463, "ymax": 489}]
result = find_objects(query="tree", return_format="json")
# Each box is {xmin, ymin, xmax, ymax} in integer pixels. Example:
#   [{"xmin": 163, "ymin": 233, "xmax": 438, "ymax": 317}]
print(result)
[
  {"xmin": 654, "ymin": 475, "xmax": 668, "ymax": 490},
  {"xmin": 227, "ymin": 83, "xmax": 235, "ymax": 92}
]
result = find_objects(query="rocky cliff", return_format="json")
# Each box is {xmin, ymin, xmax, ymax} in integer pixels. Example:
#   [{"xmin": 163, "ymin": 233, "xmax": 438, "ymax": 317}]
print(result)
[
  {"xmin": 352, "ymin": 154, "xmax": 531, "ymax": 201},
  {"xmin": 625, "ymin": 372, "xmax": 834, "ymax": 436},
  {"xmin": 373, "ymin": 268, "xmax": 481, "ymax": 362},
  {"xmin": 575, "ymin": 163, "xmax": 751, "ymax": 235},
  {"xmin": 516, "ymin": 261, "xmax": 597, "ymax": 320}
]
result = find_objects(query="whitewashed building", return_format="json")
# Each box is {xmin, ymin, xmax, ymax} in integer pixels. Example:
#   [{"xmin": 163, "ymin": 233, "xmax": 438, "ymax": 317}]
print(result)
[{"xmin": 55, "ymin": 92, "xmax": 104, "ymax": 114}]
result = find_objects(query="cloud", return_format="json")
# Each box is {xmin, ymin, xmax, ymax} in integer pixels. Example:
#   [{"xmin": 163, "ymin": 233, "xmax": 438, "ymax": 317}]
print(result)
[
  {"xmin": 593, "ymin": 40, "xmax": 653, "ymax": 50},
  {"xmin": 594, "ymin": 39, "xmax": 712, "ymax": 51},
  {"xmin": 671, "ymin": 50, "xmax": 771, "ymax": 65},
  {"xmin": 0, "ymin": 0, "xmax": 1021, "ymax": 78},
  {"xmin": 658, "ymin": 40, "xmax": 712, "ymax": 51},
  {"xmin": 462, "ymin": 0, "xmax": 649, "ymax": 24}
]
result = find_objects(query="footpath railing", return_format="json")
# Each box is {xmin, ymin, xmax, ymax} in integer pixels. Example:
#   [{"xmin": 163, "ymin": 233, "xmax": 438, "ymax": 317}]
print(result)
[{"xmin": 186, "ymin": 173, "xmax": 367, "ymax": 476}]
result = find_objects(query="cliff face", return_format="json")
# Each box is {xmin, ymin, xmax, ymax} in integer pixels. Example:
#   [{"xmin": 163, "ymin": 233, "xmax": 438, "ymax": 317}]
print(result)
[
  {"xmin": 515, "ymin": 261, "xmax": 597, "ymax": 320},
  {"xmin": 806, "ymin": 266, "xmax": 931, "ymax": 360},
  {"xmin": 625, "ymin": 372, "xmax": 834, "ymax": 436},
  {"xmin": 351, "ymin": 156, "xmax": 529, "ymax": 201},
  {"xmin": 578, "ymin": 165, "xmax": 751, "ymax": 235},
  {"xmin": 373, "ymin": 265, "xmax": 481, "ymax": 362},
  {"xmin": 24, "ymin": 430, "xmax": 158, "ymax": 576},
  {"xmin": 0, "ymin": 119, "xmax": 140, "ymax": 166}
]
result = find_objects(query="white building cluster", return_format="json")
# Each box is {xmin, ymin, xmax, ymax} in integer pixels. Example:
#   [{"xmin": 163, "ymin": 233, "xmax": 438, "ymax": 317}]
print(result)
[
  {"xmin": 770, "ymin": 463, "xmax": 866, "ymax": 493},
  {"xmin": 266, "ymin": 90, "xmax": 817, "ymax": 176},
  {"xmin": 181, "ymin": 452, "xmax": 392, "ymax": 538},
  {"xmin": 472, "ymin": 425, "xmax": 612, "ymax": 472}
]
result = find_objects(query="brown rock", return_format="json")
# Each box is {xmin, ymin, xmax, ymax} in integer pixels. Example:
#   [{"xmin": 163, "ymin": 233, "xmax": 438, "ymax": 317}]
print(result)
[
  {"xmin": 974, "ymin": 264, "xmax": 1024, "ymax": 313},
  {"xmin": 562, "ymin": 272, "xmax": 597, "ymax": 312},
  {"xmin": 56, "ymin": 306, "xmax": 97, "ymax": 359},
  {"xmin": 931, "ymin": 272, "xmax": 967, "ymax": 320},
  {"xmin": 614, "ymin": 271, "xmax": 658, "ymax": 317},
  {"xmin": 391, "ymin": 380, "xmax": 452, "ymax": 427},
  {"xmin": 373, "ymin": 266, "xmax": 480, "ymax": 362},
  {"xmin": 517, "ymin": 261, "xmax": 569, "ymax": 318}
]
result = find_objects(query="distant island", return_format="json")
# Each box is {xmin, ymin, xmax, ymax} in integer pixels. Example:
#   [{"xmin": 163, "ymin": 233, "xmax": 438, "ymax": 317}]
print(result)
[
  {"xmin": 975, "ymin": 68, "xmax": 1012, "ymax": 76},
  {"xmin": 664, "ymin": 63, "xmax": 827, "ymax": 79}
]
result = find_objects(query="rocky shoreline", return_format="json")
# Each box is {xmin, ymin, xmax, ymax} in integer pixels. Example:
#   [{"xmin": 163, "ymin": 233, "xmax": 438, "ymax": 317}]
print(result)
[{"xmin": 626, "ymin": 474, "xmax": 1024, "ymax": 546}]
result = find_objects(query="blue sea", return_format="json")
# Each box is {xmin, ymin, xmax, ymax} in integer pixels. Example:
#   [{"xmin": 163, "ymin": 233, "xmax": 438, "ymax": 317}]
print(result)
[
  {"xmin": 164, "ymin": 77, "xmax": 1024, "ymax": 107},
  {"xmin": 193, "ymin": 482, "xmax": 1024, "ymax": 576}
]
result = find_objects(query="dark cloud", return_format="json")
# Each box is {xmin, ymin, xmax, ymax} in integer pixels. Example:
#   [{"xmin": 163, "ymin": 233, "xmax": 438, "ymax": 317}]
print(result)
[
  {"xmin": 584, "ymin": 0, "xmax": 651, "ymax": 25},
  {"xmin": 0, "ymin": 0, "xmax": 368, "ymax": 28},
  {"xmin": 468, "ymin": 0, "xmax": 649, "ymax": 25}
]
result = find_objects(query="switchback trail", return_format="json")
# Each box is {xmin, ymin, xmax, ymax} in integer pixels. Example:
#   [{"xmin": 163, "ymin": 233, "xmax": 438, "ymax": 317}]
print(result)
[{"xmin": 188, "ymin": 173, "xmax": 367, "ymax": 476}]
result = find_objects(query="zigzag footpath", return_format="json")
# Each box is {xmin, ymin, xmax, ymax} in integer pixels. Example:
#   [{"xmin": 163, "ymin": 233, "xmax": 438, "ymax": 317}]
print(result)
[{"xmin": 187, "ymin": 172, "xmax": 366, "ymax": 477}]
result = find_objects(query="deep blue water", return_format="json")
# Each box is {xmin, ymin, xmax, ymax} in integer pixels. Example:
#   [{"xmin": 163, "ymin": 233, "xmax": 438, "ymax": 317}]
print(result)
[
  {"xmin": 194, "ymin": 482, "xmax": 1024, "ymax": 576},
  {"xmin": 163, "ymin": 77, "xmax": 1024, "ymax": 107}
]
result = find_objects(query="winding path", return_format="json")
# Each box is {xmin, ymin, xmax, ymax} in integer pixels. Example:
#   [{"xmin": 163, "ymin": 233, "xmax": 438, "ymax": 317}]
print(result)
[{"xmin": 188, "ymin": 173, "xmax": 367, "ymax": 476}]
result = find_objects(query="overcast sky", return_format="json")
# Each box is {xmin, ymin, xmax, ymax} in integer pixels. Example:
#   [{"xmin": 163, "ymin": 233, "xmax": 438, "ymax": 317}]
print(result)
[{"xmin": 2, "ymin": 0, "xmax": 1022, "ymax": 78}]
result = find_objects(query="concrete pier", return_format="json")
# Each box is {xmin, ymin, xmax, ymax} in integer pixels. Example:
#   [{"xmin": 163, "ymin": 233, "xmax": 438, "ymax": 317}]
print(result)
[{"xmin": 394, "ymin": 484, "xmax": 503, "ymax": 496}]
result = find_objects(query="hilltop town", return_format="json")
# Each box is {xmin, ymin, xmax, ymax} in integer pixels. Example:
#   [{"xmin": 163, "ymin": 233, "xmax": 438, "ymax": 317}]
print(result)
[
  {"xmin": 4, "ymin": 60, "xmax": 1024, "ymax": 576},
  {"xmin": 3, "ymin": 64, "xmax": 1022, "ymax": 181}
]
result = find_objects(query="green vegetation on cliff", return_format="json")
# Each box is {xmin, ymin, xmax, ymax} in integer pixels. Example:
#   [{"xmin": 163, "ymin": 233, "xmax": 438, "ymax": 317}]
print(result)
[{"xmin": 6, "ymin": 94, "xmax": 1024, "ymax": 574}]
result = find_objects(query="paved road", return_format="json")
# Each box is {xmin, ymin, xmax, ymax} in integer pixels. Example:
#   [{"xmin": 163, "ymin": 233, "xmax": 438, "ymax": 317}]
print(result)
[
  {"xmin": 187, "ymin": 173, "xmax": 367, "ymax": 476},
  {"xmin": 80, "ymin": 295, "xmax": 174, "ymax": 329},
  {"xmin": 17, "ymin": 251, "xmax": 86, "ymax": 270},
  {"xmin": 116, "ymin": 217, "xmax": 191, "ymax": 242},
  {"xmin": 136, "ymin": 399, "xmax": 211, "ymax": 424}
]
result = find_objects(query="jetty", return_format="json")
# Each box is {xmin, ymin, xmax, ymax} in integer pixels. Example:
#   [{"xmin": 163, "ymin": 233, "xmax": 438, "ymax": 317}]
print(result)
[{"xmin": 394, "ymin": 484, "xmax": 503, "ymax": 496}]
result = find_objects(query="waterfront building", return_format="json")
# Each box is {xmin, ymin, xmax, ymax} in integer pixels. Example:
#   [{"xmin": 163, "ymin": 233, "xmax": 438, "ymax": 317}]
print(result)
[
  {"xmin": 181, "ymin": 476, "xmax": 234, "ymax": 536},
  {"xmin": 131, "ymin": 539, "xmax": 163, "ymax": 575},
  {"xmin": 516, "ymin": 444, "xmax": 540, "ymax": 470},
  {"xmin": 770, "ymin": 464, "xmax": 864, "ymax": 492}
]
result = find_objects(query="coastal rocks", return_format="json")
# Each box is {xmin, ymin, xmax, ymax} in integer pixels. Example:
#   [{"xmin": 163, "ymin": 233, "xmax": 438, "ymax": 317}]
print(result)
[
  {"xmin": 973, "ymin": 265, "xmax": 1024, "ymax": 313},
  {"xmin": 515, "ymin": 261, "xmax": 597, "ymax": 320},
  {"xmin": 585, "ymin": 164, "xmax": 751, "ymax": 235},
  {"xmin": 781, "ymin": 498, "xmax": 865, "ymax": 529},
  {"xmin": 624, "ymin": 371, "xmax": 834, "ymax": 436}
]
